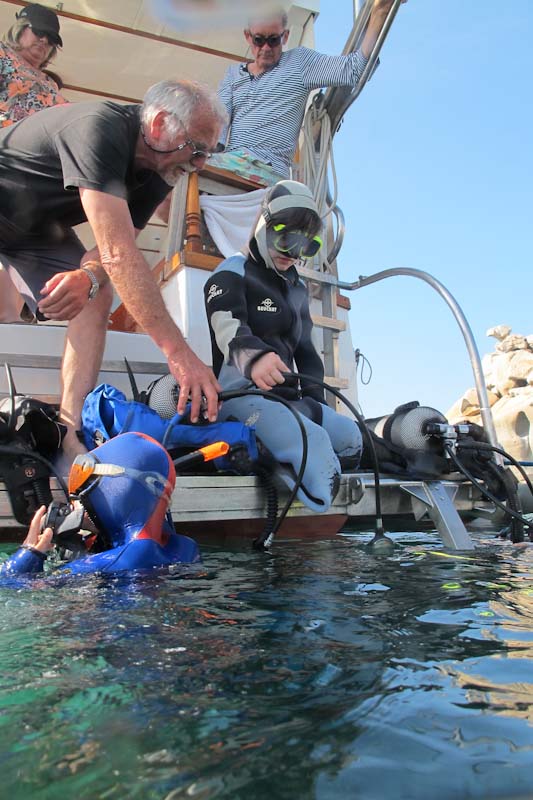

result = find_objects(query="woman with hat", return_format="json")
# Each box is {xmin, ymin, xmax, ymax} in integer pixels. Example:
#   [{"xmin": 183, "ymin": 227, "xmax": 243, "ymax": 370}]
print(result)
[
  {"xmin": 0, "ymin": 4, "xmax": 66, "ymax": 321},
  {"xmin": 0, "ymin": 3, "xmax": 65, "ymax": 128},
  {"xmin": 204, "ymin": 180, "xmax": 363, "ymax": 512}
]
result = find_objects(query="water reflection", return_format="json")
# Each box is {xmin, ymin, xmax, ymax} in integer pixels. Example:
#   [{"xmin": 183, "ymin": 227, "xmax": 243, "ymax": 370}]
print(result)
[{"xmin": 1, "ymin": 534, "xmax": 533, "ymax": 799}]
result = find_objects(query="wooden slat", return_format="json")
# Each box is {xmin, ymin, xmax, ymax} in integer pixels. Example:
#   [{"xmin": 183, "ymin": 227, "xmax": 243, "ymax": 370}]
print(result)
[
  {"xmin": 323, "ymin": 376, "xmax": 349, "ymax": 389},
  {"xmin": 0, "ymin": 353, "xmax": 166, "ymax": 375},
  {"xmin": 310, "ymin": 314, "xmax": 346, "ymax": 332}
]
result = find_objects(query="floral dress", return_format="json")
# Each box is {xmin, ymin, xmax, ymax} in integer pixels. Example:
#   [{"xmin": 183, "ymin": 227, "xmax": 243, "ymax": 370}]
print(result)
[{"xmin": 0, "ymin": 42, "xmax": 66, "ymax": 127}]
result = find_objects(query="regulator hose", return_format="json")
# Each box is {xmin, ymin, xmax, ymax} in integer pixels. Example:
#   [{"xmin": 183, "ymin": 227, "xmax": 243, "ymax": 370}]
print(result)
[
  {"xmin": 445, "ymin": 443, "xmax": 532, "ymax": 541},
  {"xmin": 218, "ymin": 388, "xmax": 309, "ymax": 550},
  {"xmin": 0, "ymin": 444, "xmax": 69, "ymax": 499},
  {"xmin": 281, "ymin": 372, "xmax": 385, "ymax": 542}
]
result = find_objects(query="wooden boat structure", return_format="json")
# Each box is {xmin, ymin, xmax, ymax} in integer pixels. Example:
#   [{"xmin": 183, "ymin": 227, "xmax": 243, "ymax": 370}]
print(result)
[{"xmin": 0, "ymin": 0, "xmax": 513, "ymax": 550}]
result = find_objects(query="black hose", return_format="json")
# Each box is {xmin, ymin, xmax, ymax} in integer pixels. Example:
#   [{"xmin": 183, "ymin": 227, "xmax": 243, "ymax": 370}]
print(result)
[
  {"xmin": 218, "ymin": 388, "xmax": 309, "ymax": 550},
  {"xmin": 255, "ymin": 466, "xmax": 279, "ymax": 547},
  {"xmin": 444, "ymin": 443, "xmax": 532, "ymax": 539},
  {"xmin": 282, "ymin": 371, "xmax": 385, "ymax": 540},
  {"xmin": 458, "ymin": 441, "xmax": 533, "ymax": 498},
  {"xmin": 159, "ymin": 387, "xmax": 309, "ymax": 550},
  {"xmin": 0, "ymin": 444, "xmax": 69, "ymax": 500}
]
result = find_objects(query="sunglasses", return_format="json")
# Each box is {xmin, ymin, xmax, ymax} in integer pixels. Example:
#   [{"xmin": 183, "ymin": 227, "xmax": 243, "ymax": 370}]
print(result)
[
  {"xmin": 28, "ymin": 26, "xmax": 57, "ymax": 45},
  {"xmin": 141, "ymin": 126, "xmax": 225, "ymax": 159},
  {"xmin": 268, "ymin": 224, "xmax": 323, "ymax": 260},
  {"xmin": 250, "ymin": 33, "xmax": 285, "ymax": 48}
]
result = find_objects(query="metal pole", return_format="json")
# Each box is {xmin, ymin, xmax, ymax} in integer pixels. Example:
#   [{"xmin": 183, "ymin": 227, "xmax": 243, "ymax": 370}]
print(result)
[{"xmin": 336, "ymin": 267, "xmax": 500, "ymax": 450}]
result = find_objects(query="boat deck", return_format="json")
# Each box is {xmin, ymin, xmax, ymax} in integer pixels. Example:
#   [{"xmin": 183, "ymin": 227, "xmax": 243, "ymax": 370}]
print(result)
[{"xmin": 0, "ymin": 470, "xmax": 487, "ymax": 549}]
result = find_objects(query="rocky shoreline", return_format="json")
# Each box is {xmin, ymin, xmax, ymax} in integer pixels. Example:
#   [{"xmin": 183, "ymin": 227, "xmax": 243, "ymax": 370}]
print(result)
[{"xmin": 446, "ymin": 325, "xmax": 533, "ymax": 462}]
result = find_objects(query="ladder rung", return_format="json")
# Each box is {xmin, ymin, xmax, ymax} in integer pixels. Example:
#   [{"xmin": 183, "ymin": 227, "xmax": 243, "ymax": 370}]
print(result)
[
  {"xmin": 310, "ymin": 315, "xmax": 346, "ymax": 332},
  {"xmin": 324, "ymin": 376, "xmax": 349, "ymax": 389}
]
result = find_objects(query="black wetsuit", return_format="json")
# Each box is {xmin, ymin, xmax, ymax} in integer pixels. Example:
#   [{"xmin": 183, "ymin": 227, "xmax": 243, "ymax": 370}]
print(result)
[
  {"xmin": 204, "ymin": 250, "xmax": 325, "ymax": 405},
  {"xmin": 204, "ymin": 251, "xmax": 362, "ymax": 511}
]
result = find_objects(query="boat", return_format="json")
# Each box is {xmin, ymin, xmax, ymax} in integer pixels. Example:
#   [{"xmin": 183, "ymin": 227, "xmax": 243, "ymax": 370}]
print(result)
[{"xmin": 0, "ymin": 0, "xmax": 527, "ymax": 551}]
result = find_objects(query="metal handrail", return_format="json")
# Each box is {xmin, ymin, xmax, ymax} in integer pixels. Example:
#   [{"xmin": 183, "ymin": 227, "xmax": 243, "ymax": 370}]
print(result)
[
  {"xmin": 323, "ymin": 0, "xmax": 404, "ymax": 134},
  {"xmin": 333, "ymin": 267, "xmax": 501, "ymax": 451},
  {"xmin": 326, "ymin": 201, "xmax": 345, "ymax": 266}
]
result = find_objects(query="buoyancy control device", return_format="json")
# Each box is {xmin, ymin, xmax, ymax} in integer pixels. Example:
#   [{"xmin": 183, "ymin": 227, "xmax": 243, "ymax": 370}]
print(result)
[{"xmin": 0, "ymin": 365, "xmax": 66, "ymax": 525}]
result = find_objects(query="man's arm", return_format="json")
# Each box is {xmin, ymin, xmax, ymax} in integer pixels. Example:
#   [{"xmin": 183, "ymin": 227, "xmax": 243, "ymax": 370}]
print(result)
[
  {"xmin": 361, "ymin": 0, "xmax": 406, "ymax": 59},
  {"xmin": 77, "ymin": 188, "xmax": 220, "ymax": 422},
  {"xmin": 299, "ymin": 0, "xmax": 406, "ymax": 90}
]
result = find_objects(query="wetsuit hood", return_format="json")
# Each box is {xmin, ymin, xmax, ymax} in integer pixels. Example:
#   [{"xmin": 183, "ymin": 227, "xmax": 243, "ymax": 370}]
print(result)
[{"xmin": 250, "ymin": 180, "xmax": 319, "ymax": 276}]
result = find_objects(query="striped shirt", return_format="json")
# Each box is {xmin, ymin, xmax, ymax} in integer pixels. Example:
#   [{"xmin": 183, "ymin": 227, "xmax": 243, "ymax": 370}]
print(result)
[{"xmin": 217, "ymin": 47, "xmax": 368, "ymax": 178}]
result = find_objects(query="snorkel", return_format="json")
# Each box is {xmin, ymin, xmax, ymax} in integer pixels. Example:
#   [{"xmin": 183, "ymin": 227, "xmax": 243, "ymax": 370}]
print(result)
[{"xmin": 251, "ymin": 180, "xmax": 321, "ymax": 277}]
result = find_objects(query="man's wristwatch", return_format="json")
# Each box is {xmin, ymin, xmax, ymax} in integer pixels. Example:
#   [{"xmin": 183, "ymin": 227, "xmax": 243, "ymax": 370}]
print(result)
[{"xmin": 80, "ymin": 265, "xmax": 100, "ymax": 300}]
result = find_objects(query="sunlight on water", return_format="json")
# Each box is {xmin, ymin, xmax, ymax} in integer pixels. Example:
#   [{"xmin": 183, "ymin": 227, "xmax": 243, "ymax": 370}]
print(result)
[{"xmin": 1, "ymin": 532, "xmax": 533, "ymax": 799}]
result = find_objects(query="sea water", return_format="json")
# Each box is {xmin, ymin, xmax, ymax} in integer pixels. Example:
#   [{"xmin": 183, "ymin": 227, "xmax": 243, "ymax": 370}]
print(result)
[{"xmin": 1, "ymin": 530, "xmax": 533, "ymax": 799}]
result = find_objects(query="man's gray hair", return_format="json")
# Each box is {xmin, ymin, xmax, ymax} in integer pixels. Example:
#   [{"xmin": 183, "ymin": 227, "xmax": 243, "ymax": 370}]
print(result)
[
  {"xmin": 247, "ymin": 6, "xmax": 288, "ymax": 30},
  {"xmin": 141, "ymin": 79, "xmax": 228, "ymax": 138}
]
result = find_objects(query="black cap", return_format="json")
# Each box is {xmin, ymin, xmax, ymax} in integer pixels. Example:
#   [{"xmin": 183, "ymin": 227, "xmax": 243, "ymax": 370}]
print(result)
[{"xmin": 16, "ymin": 4, "xmax": 63, "ymax": 47}]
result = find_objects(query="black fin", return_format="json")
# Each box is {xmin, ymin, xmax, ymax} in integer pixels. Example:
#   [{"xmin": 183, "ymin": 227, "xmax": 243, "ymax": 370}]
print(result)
[
  {"xmin": 124, "ymin": 357, "xmax": 140, "ymax": 402},
  {"xmin": 4, "ymin": 363, "xmax": 17, "ymax": 434}
]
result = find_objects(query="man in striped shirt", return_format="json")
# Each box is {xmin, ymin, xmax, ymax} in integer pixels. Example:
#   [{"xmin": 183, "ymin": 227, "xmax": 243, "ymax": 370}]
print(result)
[{"xmin": 213, "ymin": 0, "xmax": 405, "ymax": 182}]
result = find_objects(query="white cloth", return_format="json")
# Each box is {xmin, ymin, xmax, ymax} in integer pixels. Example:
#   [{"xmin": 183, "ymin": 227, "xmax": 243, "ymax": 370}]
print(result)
[{"xmin": 199, "ymin": 189, "xmax": 267, "ymax": 258}]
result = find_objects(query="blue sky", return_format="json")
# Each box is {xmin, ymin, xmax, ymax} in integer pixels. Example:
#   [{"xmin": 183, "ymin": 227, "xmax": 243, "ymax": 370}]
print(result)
[{"xmin": 314, "ymin": 1, "xmax": 532, "ymax": 416}]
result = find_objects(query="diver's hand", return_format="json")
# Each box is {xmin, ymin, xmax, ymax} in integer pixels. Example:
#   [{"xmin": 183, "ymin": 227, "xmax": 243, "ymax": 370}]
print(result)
[
  {"xmin": 250, "ymin": 352, "xmax": 291, "ymax": 391},
  {"xmin": 23, "ymin": 506, "xmax": 54, "ymax": 554},
  {"xmin": 166, "ymin": 343, "xmax": 221, "ymax": 423},
  {"xmin": 38, "ymin": 270, "xmax": 93, "ymax": 320}
]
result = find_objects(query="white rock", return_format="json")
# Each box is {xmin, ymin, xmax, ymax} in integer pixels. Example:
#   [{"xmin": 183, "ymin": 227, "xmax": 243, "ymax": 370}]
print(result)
[
  {"xmin": 509, "ymin": 386, "xmax": 533, "ymax": 397},
  {"xmin": 496, "ymin": 334, "xmax": 529, "ymax": 353},
  {"xmin": 508, "ymin": 350, "xmax": 533, "ymax": 381},
  {"xmin": 490, "ymin": 393, "xmax": 533, "ymax": 461},
  {"xmin": 487, "ymin": 324, "xmax": 512, "ymax": 341},
  {"xmin": 491, "ymin": 352, "xmax": 517, "ymax": 395}
]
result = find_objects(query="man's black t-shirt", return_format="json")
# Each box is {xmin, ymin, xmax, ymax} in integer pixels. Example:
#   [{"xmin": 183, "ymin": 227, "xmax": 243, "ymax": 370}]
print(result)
[{"xmin": 0, "ymin": 101, "xmax": 171, "ymax": 242}]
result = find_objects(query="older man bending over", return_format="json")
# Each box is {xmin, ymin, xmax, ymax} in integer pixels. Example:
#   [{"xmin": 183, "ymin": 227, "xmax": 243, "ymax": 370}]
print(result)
[{"xmin": 0, "ymin": 79, "xmax": 227, "ymax": 464}]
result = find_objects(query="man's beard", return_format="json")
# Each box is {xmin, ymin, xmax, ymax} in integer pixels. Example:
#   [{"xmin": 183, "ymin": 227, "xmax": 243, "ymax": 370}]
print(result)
[{"xmin": 159, "ymin": 163, "xmax": 196, "ymax": 187}]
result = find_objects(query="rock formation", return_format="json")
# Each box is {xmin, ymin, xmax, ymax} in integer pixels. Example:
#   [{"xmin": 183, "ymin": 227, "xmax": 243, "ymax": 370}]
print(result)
[{"xmin": 446, "ymin": 326, "xmax": 533, "ymax": 461}]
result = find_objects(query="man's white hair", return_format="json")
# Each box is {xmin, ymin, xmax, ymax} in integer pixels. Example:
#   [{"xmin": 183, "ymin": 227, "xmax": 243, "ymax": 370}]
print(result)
[
  {"xmin": 247, "ymin": 6, "xmax": 288, "ymax": 30},
  {"xmin": 141, "ymin": 79, "xmax": 228, "ymax": 138}
]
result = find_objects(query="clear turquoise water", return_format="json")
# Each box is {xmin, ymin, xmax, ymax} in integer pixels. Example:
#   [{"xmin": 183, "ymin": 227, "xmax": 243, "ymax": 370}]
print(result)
[{"xmin": 1, "ymin": 530, "xmax": 533, "ymax": 799}]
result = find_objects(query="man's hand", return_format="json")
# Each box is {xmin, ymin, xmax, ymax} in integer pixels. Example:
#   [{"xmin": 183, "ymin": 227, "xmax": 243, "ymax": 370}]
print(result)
[
  {"xmin": 362, "ymin": 0, "xmax": 407, "ymax": 58},
  {"xmin": 167, "ymin": 345, "xmax": 221, "ymax": 423},
  {"xmin": 38, "ymin": 269, "xmax": 93, "ymax": 320},
  {"xmin": 250, "ymin": 352, "xmax": 290, "ymax": 391},
  {"xmin": 23, "ymin": 506, "xmax": 54, "ymax": 554},
  {"xmin": 372, "ymin": 0, "xmax": 407, "ymax": 11}
]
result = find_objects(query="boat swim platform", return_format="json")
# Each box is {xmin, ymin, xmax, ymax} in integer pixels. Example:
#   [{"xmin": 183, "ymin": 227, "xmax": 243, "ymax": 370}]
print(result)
[{"xmin": 0, "ymin": 472, "xmax": 486, "ymax": 550}]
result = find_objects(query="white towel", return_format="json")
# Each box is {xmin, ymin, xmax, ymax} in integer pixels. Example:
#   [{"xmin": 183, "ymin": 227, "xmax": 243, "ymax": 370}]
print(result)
[{"xmin": 200, "ymin": 188, "xmax": 267, "ymax": 258}]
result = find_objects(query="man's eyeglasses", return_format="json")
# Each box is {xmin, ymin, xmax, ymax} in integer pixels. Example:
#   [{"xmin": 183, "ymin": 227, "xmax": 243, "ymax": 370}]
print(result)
[
  {"xmin": 141, "ymin": 127, "xmax": 225, "ymax": 160},
  {"xmin": 268, "ymin": 224, "xmax": 323, "ymax": 260},
  {"xmin": 251, "ymin": 33, "xmax": 285, "ymax": 48}
]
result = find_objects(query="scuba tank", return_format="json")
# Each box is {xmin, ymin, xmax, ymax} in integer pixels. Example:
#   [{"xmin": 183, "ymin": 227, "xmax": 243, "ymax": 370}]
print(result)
[{"xmin": 361, "ymin": 401, "xmax": 450, "ymax": 478}]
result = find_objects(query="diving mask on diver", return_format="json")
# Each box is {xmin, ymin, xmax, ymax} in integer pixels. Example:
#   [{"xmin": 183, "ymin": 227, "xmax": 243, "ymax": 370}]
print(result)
[{"xmin": 267, "ymin": 224, "xmax": 323, "ymax": 260}]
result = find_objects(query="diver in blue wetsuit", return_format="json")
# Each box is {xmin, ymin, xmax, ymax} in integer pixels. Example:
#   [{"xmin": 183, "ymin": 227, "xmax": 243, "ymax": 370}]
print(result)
[
  {"xmin": 203, "ymin": 180, "xmax": 363, "ymax": 512},
  {"xmin": 0, "ymin": 431, "xmax": 199, "ymax": 577}
]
